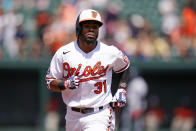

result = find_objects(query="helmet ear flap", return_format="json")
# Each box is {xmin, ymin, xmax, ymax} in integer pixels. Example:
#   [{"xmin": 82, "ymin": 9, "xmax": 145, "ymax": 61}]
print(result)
[{"xmin": 76, "ymin": 15, "xmax": 81, "ymax": 37}]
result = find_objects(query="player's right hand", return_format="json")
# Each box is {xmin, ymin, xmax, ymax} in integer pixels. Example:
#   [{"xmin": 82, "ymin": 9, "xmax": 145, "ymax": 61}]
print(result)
[{"xmin": 64, "ymin": 76, "xmax": 80, "ymax": 89}]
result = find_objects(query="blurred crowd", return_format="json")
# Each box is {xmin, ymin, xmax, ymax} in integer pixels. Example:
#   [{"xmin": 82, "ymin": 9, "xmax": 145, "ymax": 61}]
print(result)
[{"xmin": 0, "ymin": 0, "xmax": 196, "ymax": 61}]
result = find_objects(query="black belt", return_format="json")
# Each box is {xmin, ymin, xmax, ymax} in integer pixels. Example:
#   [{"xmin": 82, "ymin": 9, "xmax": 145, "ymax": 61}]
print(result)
[{"xmin": 71, "ymin": 106, "xmax": 104, "ymax": 114}]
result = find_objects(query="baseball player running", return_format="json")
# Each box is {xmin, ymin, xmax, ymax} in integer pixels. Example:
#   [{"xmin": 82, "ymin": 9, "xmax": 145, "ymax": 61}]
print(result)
[{"xmin": 45, "ymin": 9, "xmax": 130, "ymax": 131}]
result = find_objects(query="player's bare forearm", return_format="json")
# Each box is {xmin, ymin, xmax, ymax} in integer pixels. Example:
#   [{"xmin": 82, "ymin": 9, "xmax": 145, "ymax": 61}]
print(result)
[
  {"xmin": 49, "ymin": 76, "xmax": 80, "ymax": 92},
  {"xmin": 49, "ymin": 80, "xmax": 63, "ymax": 92}
]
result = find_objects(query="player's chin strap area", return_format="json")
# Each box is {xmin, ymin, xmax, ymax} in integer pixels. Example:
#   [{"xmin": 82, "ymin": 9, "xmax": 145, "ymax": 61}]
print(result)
[{"xmin": 70, "ymin": 104, "xmax": 110, "ymax": 114}]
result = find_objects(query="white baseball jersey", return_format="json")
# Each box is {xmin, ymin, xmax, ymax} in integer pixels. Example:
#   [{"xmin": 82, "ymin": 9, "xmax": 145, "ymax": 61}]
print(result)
[{"xmin": 46, "ymin": 40, "xmax": 130, "ymax": 108}]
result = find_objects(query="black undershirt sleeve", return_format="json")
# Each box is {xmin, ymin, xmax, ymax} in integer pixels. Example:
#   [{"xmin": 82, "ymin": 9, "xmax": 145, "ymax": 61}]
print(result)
[
  {"xmin": 111, "ymin": 66, "xmax": 130, "ymax": 95},
  {"xmin": 117, "ymin": 66, "xmax": 130, "ymax": 89}
]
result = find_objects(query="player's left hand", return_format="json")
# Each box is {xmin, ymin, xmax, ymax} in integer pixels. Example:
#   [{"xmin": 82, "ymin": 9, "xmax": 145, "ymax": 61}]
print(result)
[{"xmin": 112, "ymin": 88, "xmax": 126, "ymax": 108}]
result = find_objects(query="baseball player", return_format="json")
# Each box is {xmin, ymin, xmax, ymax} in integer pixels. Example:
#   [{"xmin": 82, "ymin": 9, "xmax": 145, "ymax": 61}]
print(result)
[{"xmin": 45, "ymin": 9, "xmax": 130, "ymax": 131}]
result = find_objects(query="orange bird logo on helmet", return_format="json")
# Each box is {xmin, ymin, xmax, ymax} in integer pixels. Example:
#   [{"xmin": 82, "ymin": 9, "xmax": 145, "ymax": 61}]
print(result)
[{"xmin": 91, "ymin": 11, "xmax": 98, "ymax": 18}]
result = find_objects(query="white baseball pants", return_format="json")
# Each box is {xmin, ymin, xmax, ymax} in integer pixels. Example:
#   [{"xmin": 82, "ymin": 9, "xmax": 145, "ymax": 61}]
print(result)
[{"xmin": 65, "ymin": 105, "xmax": 115, "ymax": 131}]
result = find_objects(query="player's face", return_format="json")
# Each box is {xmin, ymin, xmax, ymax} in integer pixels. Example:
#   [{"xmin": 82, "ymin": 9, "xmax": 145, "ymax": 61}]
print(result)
[{"xmin": 80, "ymin": 21, "xmax": 99, "ymax": 45}]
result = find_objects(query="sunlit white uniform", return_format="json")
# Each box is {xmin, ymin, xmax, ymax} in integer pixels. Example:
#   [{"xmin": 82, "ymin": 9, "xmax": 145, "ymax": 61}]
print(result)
[{"xmin": 46, "ymin": 40, "xmax": 130, "ymax": 131}]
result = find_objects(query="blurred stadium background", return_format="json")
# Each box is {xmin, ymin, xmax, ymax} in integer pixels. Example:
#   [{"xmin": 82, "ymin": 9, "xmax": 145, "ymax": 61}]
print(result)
[{"xmin": 0, "ymin": 0, "xmax": 196, "ymax": 131}]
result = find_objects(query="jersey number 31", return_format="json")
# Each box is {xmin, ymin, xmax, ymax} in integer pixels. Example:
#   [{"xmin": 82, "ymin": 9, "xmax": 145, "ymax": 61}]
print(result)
[{"xmin": 94, "ymin": 80, "xmax": 107, "ymax": 94}]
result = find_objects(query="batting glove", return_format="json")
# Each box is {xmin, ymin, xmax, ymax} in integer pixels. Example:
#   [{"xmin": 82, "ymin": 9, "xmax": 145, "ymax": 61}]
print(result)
[
  {"xmin": 112, "ymin": 88, "xmax": 127, "ymax": 108},
  {"xmin": 64, "ymin": 76, "xmax": 80, "ymax": 89}
]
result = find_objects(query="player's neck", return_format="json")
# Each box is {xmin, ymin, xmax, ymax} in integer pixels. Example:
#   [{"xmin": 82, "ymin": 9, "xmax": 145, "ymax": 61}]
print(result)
[{"xmin": 78, "ymin": 39, "xmax": 97, "ymax": 53}]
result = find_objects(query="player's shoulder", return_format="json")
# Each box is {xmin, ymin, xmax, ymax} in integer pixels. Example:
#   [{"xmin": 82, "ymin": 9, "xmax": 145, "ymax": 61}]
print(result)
[
  {"xmin": 55, "ymin": 41, "xmax": 75, "ymax": 55},
  {"xmin": 99, "ymin": 41, "xmax": 121, "ymax": 53},
  {"xmin": 58, "ymin": 41, "xmax": 75, "ymax": 51}
]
